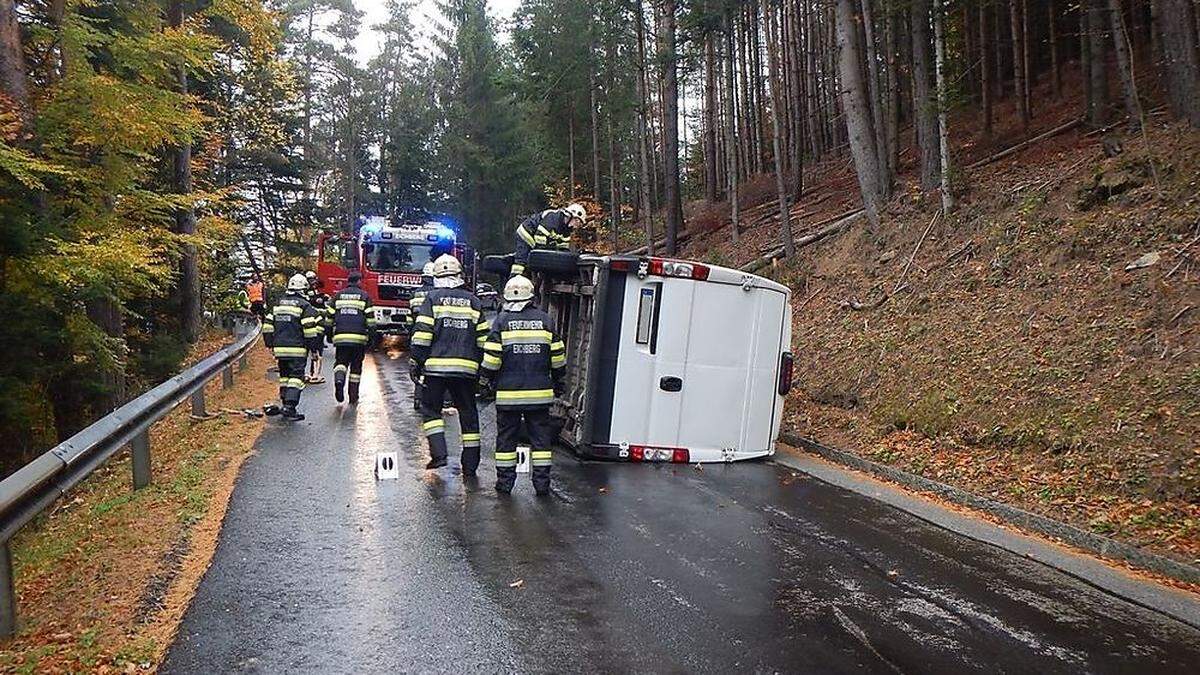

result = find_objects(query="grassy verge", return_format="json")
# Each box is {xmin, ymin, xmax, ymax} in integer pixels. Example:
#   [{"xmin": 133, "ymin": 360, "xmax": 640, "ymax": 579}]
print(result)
[{"xmin": 0, "ymin": 342, "xmax": 276, "ymax": 673}]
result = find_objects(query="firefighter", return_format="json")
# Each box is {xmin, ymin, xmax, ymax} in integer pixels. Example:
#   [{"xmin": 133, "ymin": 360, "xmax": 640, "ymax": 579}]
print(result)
[
  {"xmin": 306, "ymin": 284, "xmax": 330, "ymax": 384},
  {"xmin": 480, "ymin": 275, "xmax": 566, "ymax": 496},
  {"xmin": 247, "ymin": 278, "xmax": 266, "ymax": 317},
  {"xmin": 410, "ymin": 254, "xmax": 489, "ymax": 473},
  {"xmin": 407, "ymin": 261, "xmax": 435, "ymax": 331},
  {"xmin": 263, "ymin": 273, "xmax": 323, "ymax": 421},
  {"xmin": 330, "ymin": 270, "xmax": 375, "ymax": 404},
  {"xmin": 511, "ymin": 203, "xmax": 586, "ymax": 276},
  {"xmin": 408, "ymin": 261, "xmax": 436, "ymax": 411}
]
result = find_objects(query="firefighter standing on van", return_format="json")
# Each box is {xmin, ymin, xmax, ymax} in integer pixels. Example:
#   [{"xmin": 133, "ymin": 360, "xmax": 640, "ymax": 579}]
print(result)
[
  {"xmin": 511, "ymin": 203, "xmax": 586, "ymax": 276},
  {"xmin": 263, "ymin": 273, "xmax": 323, "ymax": 421},
  {"xmin": 410, "ymin": 254, "xmax": 489, "ymax": 473},
  {"xmin": 330, "ymin": 270, "xmax": 375, "ymax": 404},
  {"xmin": 480, "ymin": 275, "xmax": 566, "ymax": 496}
]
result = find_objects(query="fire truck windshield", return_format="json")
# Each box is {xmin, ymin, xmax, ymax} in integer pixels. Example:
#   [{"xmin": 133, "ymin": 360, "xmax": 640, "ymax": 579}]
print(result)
[{"xmin": 364, "ymin": 242, "xmax": 434, "ymax": 273}]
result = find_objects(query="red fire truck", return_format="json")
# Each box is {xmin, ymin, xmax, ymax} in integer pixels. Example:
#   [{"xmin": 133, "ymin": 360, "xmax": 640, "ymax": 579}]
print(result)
[{"xmin": 317, "ymin": 216, "xmax": 475, "ymax": 335}]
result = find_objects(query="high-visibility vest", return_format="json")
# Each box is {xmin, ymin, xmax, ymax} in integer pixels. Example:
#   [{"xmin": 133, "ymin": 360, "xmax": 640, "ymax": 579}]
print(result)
[{"xmin": 247, "ymin": 281, "xmax": 265, "ymax": 303}]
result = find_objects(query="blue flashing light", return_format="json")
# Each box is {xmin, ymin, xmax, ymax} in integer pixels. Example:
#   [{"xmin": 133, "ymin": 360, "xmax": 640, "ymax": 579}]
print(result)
[{"xmin": 436, "ymin": 224, "xmax": 456, "ymax": 242}]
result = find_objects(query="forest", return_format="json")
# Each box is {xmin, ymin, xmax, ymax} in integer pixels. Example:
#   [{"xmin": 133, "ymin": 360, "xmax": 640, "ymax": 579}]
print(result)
[{"xmin": 0, "ymin": 0, "xmax": 1198, "ymax": 473}]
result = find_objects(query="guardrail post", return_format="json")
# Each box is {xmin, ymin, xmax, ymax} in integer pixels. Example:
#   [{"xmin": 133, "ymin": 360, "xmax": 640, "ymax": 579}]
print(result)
[
  {"xmin": 238, "ymin": 352, "xmax": 248, "ymax": 372},
  {"xmin": 131, "ymin": 429, "xmax": 151, "ymax": 490},
  {"xmin": 0, "ymin": 539, "xmax": 16, "ymax": 638},
  {"xmin": 191, "ymin": 389, "xmax": 207, "ymax": 418},
  {"xmin": 222, "ymin": 365, "xmax": 234, "ymax": 389}
]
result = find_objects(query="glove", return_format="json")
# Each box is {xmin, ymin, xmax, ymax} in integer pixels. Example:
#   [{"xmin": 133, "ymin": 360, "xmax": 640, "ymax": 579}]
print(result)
[
  {"xmin": 553, "ymin": 379, "xmax": 565, "ymax": 397},
  {"xmin": 476, "ymin": 377, "xmax": 495, "ymax": 402},
  {"xmin": 409, "ymin": 362, "xmax": 422, "ymax": 384}
]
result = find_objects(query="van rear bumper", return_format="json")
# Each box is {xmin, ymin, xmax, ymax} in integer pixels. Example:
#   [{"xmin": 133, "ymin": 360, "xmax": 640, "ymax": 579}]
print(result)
[{"xmin": 572, "ymin": 443, "xmax": 775, "ymax": 464}]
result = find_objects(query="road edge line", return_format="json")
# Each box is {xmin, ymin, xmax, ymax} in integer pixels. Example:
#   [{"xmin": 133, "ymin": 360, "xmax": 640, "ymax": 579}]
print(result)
[{"xmin": 774, "ymin": 434, "xmax": 1200, "ymax": 631}]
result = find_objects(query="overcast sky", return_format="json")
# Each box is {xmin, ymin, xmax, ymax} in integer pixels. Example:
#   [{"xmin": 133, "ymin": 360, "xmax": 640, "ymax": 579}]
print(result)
[{"xmin": 352, "ymin": 0, "xmax": 523, "ymax": 64}]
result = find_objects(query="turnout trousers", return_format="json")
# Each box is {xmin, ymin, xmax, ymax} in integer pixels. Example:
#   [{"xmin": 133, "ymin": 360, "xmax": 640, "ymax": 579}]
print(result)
[
  {"xmin": 495, "ymin": 407, "xmax": 555, "ymax": 494},
  {"xmin": 277, "ymin": 357, "xmax": 306, "ymax": 407},
  {"xmin": 333, "ymin": 345, "xmax": 366, "ymax": 402},
  {"xmin": 419, "ymin": 376, "xmax": 481, "ymax": 474}
]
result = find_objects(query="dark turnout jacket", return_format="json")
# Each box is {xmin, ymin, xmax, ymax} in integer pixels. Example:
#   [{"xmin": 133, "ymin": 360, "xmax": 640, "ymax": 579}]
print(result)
[
  {"xmin": 410, "ymin": 286, "xmax": 489, "ymax": 378},
  {"xmin": 262, "ymin": 292, "xmax": 322, "ymax": 358},
  {"xmin": 331, "ymin": 283, "xmax": 376, "ymax": 345},
  {"xmin": 512, "ymin": 209, "xmax": 571, "ymax": 275},
  {"xmin": 481, "ymin": 304, "xmax": 566, "ymax": 408}
]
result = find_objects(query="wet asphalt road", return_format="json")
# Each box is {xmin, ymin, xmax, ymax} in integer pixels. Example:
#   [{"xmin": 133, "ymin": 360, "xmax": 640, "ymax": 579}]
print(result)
[{"xmin": 162, "ymin": 350, "xmax": 1200, "ymax": 674}]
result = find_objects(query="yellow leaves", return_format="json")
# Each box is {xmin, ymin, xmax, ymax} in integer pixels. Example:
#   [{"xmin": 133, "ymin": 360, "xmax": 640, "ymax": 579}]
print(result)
[{"xmin": 0, "ymin": 138, "xmax": 74, "ymax": 190}]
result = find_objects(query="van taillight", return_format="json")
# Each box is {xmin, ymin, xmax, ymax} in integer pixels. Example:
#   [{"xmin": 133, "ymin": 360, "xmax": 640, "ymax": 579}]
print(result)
[
  {"xmin": 647, "ymin": 258, "xmax": 710, "ymax": 281},
  {"xmin": 629, "ymin": 445, "xmax": 690, "ymax": 463},
  {"xmin": 778, "ymin": 352, "xmax": 794, "ymax": 395}
]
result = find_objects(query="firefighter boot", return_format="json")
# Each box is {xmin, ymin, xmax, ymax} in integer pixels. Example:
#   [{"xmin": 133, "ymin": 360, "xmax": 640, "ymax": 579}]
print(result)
[
  {"xmin": 333, "ymin": 364, "xmax": 346, "ymax": 402},
  {"xmin": 495, "ymin": 467, "xmax": 516, "ymax": 494},
  {"xmin": 348, "ymin": 373, "xmax": 360, "ymax": 403},
  {"xmin": 532, "ymin": 453, "xmax": 553, "ymax": 496},
  {"xmin": 281, "ymin": 405, "xmax": 305, "ymax": 422}
]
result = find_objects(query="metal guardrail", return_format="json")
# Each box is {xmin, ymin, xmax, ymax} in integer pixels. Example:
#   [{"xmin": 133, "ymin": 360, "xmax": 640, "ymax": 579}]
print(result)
[{"xmin": 0, "ymin": 316, "xmax": 261, "ymax": 637}]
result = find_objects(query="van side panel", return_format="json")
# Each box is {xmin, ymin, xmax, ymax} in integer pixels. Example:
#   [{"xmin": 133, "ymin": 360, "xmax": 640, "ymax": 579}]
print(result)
[
  {"xmin": 676, "ymin": 282, "xmax": 761, "ymax": 454},
  {"xmin": 742, "ymin": 288, "xmax": 789, "ymax": 454}
]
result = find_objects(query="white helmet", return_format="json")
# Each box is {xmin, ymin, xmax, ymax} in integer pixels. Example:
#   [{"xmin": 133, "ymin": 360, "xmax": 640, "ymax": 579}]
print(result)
[
  {"xmin": 503, "ymin": 275, "xmax": 535, "ymax": 303},
  {"xmin": 431, "ymin": 254, "xmax": 462, "ymax": 278},
  {"xmin": 305, "ymin": 270, "xmax": 317, "ymax": 281},
  {"xmin": 564, "ymin": 203, "xmax": 587, "ymax": 224},
  {"xmin": 422, "ymin": 262, "xmax": 435, "ymax": 276},
  {"xmin": 287, "ymin": 273, "xmax": 309, "ymax": 291}
]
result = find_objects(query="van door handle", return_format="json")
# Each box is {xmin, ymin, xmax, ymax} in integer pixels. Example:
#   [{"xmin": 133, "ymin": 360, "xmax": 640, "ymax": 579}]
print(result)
[{"xmin": 659, "ymin": 376, "xmax": 682, "ymax": 392}]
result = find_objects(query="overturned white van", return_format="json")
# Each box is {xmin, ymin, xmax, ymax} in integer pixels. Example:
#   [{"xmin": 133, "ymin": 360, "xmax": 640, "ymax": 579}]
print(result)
[{"xmin": 539, "ymin": 254, "xmax": 793, "ymax": 463}]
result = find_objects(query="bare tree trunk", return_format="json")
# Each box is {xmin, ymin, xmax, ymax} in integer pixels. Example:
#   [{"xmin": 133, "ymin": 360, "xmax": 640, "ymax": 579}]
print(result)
[
  {"xmin": 0, "ymin": 0, "xmax": 30, "ymax": 135},
  {"xmin": 911, "ymin": 0, "xmax": 941, "ymax": 191},
  {"xmin": 860, "ymin": 0, "xmax": 891, "ymax": 190},
  {"xmin": 764, "ymin": 1, "xmax": 795, "ymax": 257},
  {"xmin": 569, "ymin": 115, "xmax": 576, "ymax": 198},
  {"xmin": 1049, "ymin": 0, "xmax": 1061, "ymax": 96},
  {"xmin": 724, "ymin": 11, "xmax": 740, "ymax": 245},
  {"xmin": 1087, "ymin": 0, "xmax": 1110, "ymax": 126},
  {"xmin": 836, "ymin": 0, "xmax": 885, "ymax": 226},
  {"xmin": 1010, "ymin": 0, "xmax": 1030, "ymax": 131},
  {"xmin": 170, "ymin": 1, "xmax": 201, "ymax": 343},
  {"xmin": 635, "ymin": 0, "xmax": 654, "ymax": 252},
  {"xmin": 1157, "ymin": 0, "xmax": 1200, "ymax": 126},
  {"xmin": 933, "ymin": 0, "xmax": 954, "ymax": 213},
  {"xmin": 885, "ymin": 9, "xmax": 900, "ymax": 172},
  {"xmin": 704, "ymin": 29, "xmax": 719, "ymax": 202},
  {"xmin": 980, "ymin": 3, "xmax": 993, "ymax": 135},
  {"xmin": 1107, "ymin": 0, "xmax": 1142, "ymax": 127},
  {"xmin": 590, "ymin": 65, "xmax": 602, "ymax": 199},
  {"xmin": 660, "ymin": 0, "xmax": 683, "ymax": 254}
]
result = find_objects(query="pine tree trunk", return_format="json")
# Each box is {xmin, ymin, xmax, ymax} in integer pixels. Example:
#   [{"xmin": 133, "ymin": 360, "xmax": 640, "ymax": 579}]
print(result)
[
  {"xmin": 1049, "ymin": 0, "xmax": 1061, "ymax": 96},
  {"xmin": 724, "ymin": 11, "xmax": 740, "ymax": 245},
  {"xmin": 170, "ymin": 0, "xmax": 201, "ymax": 343},
  {"xmin": 590, "ymin": 66, "xmax": 602, "ymax": 199},
  {"xmin": 836, "ymin": 0, "xmax": 885, "ymax": 226},
  {"xmin": 0, "ymin": 0, "xmax": 31, "ymax": 135},
  {"xmin": 569, "ymin": 115, "xmax": 576, "ymax": 198},
  {"xmin": 635, "ymin": 0, "xmax": 654, "ymax": 252},
  {"xmin": 1108, "ymin": 0, "xmax": 1142, "ymax": 127},
  {"xmin": 885, "ymin": 10, "xmax": 900, "ymax": 172},
  {"xmin": 1086, "ymin": 0, "xmax": 1110, "ymax": 126},
  {"xmin": 704, "ymin": 30, "xmax": 719, "ymax": 202},
  {"xmin": 1010, "ymin": 0, "xmax": 1030, "ymax": 131},
  {"xmin": 764, "ymin": 1, "xmax": 795, "ymax": 256},
  {"xmin": 911, "ymin": 0, "xmax": 941, "ymax": 191},
  {"xmin": 933, "ymin": 0, "xmax": 954, "ymax": 213},
  {"xmin": 659, "ymin": 0, "xmax": 683, "ymax": 254},
  {"xmin": 1157, "ymin": 0, "xmax": 1200, "ymax": 126},
  {"xmin": 860, "ymin": 0, "xmax": 891, "ymax": 191},
  {"xmin": 980, "ymin": 3, "xmax": 993, "ymax": 135}
]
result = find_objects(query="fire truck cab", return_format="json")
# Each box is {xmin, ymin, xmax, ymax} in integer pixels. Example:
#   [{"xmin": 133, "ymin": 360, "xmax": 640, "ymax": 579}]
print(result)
[{"xmin": 317, "ymin": 216, "xmax": 474, "ymax": 335}]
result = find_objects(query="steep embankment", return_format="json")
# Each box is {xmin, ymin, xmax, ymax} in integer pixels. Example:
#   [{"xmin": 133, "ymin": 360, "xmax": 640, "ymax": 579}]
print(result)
[{"xmin": 680, "ymin": 93, "xmax": 1199, "ymax": 565}]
